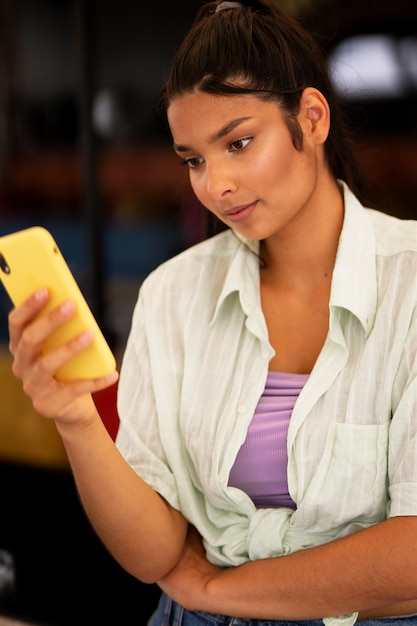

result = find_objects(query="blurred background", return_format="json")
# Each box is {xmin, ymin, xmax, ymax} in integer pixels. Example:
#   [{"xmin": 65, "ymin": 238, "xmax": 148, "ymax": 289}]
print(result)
[{"xmin": 0, "ymin": 0, "xmax": 416, "ymax": 624}]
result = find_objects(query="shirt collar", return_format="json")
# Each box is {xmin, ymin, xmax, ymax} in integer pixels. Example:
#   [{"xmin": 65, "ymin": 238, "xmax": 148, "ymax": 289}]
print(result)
[
  {"xmin": 209, "ymin": 232, "xmax": 260, "ymax": 326},
  {"xmin": 209, "ymin": 183, "xmax": 378, "ymax": 337},
  {"xmin": 330, "ymin": 182, "xmax": 377, "ymax": 337}
]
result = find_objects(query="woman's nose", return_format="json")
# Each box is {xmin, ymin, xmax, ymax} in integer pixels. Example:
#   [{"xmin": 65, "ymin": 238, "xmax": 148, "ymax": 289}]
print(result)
[{"xmin": 205, "ymin": 162, "xmax": 237, "ymax": 198}]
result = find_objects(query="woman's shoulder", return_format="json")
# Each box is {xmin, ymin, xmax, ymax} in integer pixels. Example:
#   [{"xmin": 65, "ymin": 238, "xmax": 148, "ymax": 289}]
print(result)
[
  {"xmin": 366, "ymin": 208, "xmax": 417, "ymax": 256},
  {"xmin": 146, "ymin": 229, "xmax": 241, "ymax": 280},
  {"xmin": 139, "ymin": 229, "xmax": 245, "ymax": 300},
  {"xmin": 343, "ymin": 182, "xmax": 417, "ymax": 256},
  {"xmin": 134, "ymin": 229, "xmax": 253, "ymax": 324}
]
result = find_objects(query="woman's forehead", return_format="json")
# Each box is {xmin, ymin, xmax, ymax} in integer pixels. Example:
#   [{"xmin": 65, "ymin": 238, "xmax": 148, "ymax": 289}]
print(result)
[{"xmin": 167, "ymin": 92, "xmax": 284, "ymax": 146}]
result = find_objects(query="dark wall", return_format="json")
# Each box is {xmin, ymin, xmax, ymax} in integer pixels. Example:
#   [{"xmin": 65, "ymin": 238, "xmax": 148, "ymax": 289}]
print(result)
[{"xmin": 0, "ymin": 461, "xmax": 161, "ymax": 625}]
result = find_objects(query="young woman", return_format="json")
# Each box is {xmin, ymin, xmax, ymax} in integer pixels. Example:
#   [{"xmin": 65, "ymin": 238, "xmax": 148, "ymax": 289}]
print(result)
[{"xmin": 8, "ymin": 1, "xmax": 417, "ymax": 625}]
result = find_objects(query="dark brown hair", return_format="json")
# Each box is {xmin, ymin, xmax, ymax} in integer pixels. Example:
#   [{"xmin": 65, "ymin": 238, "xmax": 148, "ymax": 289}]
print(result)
[{"xmin": 159, "ymin": 0, "xmax": 366, "ymax": 236}]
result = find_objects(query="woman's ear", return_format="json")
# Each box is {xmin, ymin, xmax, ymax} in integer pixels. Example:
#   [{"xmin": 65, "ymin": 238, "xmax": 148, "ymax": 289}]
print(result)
[{"xmin": 300, "ymin": 87, "xmax": 330, "ymax": 145}]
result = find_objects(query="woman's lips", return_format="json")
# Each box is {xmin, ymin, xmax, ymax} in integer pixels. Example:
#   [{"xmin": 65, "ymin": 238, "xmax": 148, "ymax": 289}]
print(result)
[{"xmin": 224, "ymin": 201, "xmax": 257, "ymax": 223}]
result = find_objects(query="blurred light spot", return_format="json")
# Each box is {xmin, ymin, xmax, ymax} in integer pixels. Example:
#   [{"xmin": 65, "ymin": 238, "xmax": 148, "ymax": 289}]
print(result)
[{"xmin": 328, "ymin": 34, "xmax": 417, "ymax": 100}]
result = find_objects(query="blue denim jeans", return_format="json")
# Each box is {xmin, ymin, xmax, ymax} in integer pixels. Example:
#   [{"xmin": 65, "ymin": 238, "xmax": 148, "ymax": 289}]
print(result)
[{"xmin": 147, "ymin": 593, "xmax": 417, "ymax": 626}]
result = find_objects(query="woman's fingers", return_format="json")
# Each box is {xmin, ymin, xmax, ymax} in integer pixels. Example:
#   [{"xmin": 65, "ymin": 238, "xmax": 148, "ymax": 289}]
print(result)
[
  {"xmin": 7, "ymin": 287, "xmax": 118, "ymax": 421},
  {"xmin": 10, "ymin": 291, "xmax": 78, "ymax": 379},
  {"xmin": 8, "ymin": 287, "xmax": 50, "ymax": 355}
]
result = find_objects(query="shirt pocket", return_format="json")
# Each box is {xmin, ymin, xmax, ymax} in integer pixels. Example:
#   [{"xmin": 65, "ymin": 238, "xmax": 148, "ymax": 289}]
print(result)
[{"xmin": 295, "ymin": 421, "xmax": 390, "ymax": 532}]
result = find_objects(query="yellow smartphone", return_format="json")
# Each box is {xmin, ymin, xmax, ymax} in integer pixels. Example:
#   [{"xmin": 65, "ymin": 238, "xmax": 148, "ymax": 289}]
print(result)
[{"xmin": 0, "ymin": 226, "xmax": 116, "ymax": 382}]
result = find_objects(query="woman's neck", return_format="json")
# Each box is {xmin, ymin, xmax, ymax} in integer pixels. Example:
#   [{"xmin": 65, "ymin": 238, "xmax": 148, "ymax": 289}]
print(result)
[{"xmin": 260, "ymin": 177, "xmax": 344, "ymax": 293}]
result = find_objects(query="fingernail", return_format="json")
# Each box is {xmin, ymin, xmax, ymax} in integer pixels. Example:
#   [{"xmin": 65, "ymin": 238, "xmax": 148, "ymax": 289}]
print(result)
[
  {"xmin": 60, "ymin": 300, "xmax": 75, "ymax": 314},
  {"xmin": 34, "ymin": 287, "xmax": 48, "ymax": 300},
  {"xmin": 78, "ymin": 330, "xmax": 93, "ymax": 344},
  {"xmin": 105, "ymin": 371, "xmax": 118, "ymax": 384}
]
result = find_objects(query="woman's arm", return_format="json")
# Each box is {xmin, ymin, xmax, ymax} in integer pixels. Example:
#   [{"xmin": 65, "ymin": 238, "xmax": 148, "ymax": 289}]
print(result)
[
  {"xmin": 56, "ymin": 411, "xmax": 188, "ymax": 583},
  {"xmin": 8, "ymin": 289, "xmax": 188, "ymax": 583},
  {"xmin": 159, "ymin": 517, "xmax": 417, "ymax": 620}
]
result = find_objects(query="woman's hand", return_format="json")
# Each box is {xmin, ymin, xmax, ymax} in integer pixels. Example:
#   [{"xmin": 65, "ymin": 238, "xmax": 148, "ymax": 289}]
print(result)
[
  {"xmin": 157, "ymin": 525, "xmax": 222, "ymax": 612},
  {"xmin": 8, "ymin": 287, "xmax": 118, "ymax": 425}
]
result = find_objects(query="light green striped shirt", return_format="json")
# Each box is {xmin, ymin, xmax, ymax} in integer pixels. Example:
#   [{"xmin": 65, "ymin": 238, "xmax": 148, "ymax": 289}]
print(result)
[{"xmin": 116, "ymin": 183, "xmax": 417, "ymax": 625}]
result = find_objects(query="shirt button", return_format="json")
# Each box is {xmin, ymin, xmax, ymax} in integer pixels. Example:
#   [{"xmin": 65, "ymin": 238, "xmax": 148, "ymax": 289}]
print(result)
[
  {"xmin": 218, "ymin": 474, "xmax": 225, "ymax": 483},
  {"xmin": 237, "ymin": 405, "xmax": 247, "ymax": 414}
]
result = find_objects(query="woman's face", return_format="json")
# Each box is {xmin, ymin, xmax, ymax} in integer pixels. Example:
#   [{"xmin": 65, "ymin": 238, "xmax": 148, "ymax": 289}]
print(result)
[{"xmin": 167, "ymin": 91, "xmax": 325, "ymax": 242}]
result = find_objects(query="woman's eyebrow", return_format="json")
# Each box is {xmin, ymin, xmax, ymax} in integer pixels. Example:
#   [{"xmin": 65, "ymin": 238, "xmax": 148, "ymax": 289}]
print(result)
[
  {"xmin": 173, "ymin": 116, "xmax": 252, "ymax": 152},
  {"xmin": 208, "ymin": 117, "xmax": 252, "ymax": 143}
]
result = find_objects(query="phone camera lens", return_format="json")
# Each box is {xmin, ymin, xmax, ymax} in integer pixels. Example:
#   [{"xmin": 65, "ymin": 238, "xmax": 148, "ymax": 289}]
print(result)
[{"xmin": 0, "ymin": 253, "xmax": 11, "ymax": 275}]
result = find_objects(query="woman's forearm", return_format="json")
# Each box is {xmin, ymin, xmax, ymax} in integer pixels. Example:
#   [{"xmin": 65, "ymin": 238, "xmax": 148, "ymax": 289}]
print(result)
[
  {"xmin": 163, "ymin": 517, "xmax": 417, "ymax": 620},
  {"xmin": 203, "ymin": 516, "xmax": 417, "ymax": 620},
  {"xmin": 56, "ymin": 404, "xmax": 188, "ymax": 583}
]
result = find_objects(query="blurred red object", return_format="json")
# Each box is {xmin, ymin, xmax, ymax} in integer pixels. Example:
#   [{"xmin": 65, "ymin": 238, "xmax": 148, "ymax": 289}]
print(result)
[{"xmin": 93, "ymin": 382, "xmax": 120, "ymax": 441}]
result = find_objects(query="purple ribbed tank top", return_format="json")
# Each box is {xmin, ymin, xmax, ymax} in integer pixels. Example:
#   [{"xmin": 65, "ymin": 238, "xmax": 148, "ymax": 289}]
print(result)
[{"xmin": 228, "ymin": 370, "xmax": 309, "ymax": 509}]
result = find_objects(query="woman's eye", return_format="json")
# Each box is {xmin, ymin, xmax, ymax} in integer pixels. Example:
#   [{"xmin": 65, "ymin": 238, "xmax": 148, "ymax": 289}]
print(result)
[
  {"xmin": 230, "ymin": 137, "xmax": 251, "ymax": 152},
  {"xmin": 182, "ymin": 156, "xmax": 204, "ymax": 169}
]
